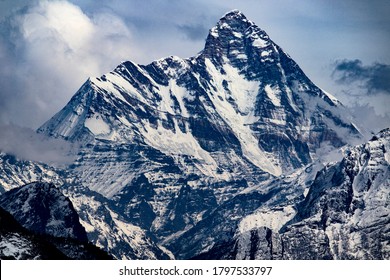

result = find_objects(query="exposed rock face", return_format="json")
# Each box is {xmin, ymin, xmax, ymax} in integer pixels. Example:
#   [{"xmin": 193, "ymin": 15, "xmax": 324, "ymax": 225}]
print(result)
[
  {"xmin": 0, "ymin": 206, "xmax": 67, "ymax": 260},
  {"xmin": 188, "ymin": 129, "xmax": 390, "ymax": 260},
  {"xmin": 0, "ymin": 182, "xmax": 88, "ymax": 242},
  {"xmin": 0, "ymin": 188, "xmax": 112, "ymax": 260},
  {"xmin": 281, "ymin": 128, "xmax": 390, "ymax": 260}
]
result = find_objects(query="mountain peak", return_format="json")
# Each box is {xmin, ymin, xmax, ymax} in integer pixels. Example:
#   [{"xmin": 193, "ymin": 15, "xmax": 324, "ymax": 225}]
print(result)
[
  {"xmin": 203, "ymin": 10, "xmax": 271, "ymax": 66},
  {"xmin": 220, "ymin": 9, "xmax": 248, "ymax": 22},
  {"xmin": 208, "ymin": 10, "xmax": 256, "ymax": 39}
]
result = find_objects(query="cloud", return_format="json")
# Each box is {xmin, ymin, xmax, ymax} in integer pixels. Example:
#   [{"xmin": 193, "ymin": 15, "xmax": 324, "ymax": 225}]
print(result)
[
  {"xmin": 349, "ymin": 104, "xmax": 390, "ymax": 135},
  {"xmin": 0, "ymin": 123, "xmax": 77, "ymax": 166},
  {"xmin": 330, "ymin": 59, "xmax": 390, "ymax": 135},
  {"xmin": 177, "ymin": 23, "xmax": 209, "ymax": 41},
  {"xmin": 0, "ymin": 0, "xmax": 133, "ymax": 128},
  {"xmin": 332, "ymin": 59, "xmax": 390, "ymax": 95},
  {"xmin": 0, "ymin": 0, "xmax": 35, "ymax": 19}
]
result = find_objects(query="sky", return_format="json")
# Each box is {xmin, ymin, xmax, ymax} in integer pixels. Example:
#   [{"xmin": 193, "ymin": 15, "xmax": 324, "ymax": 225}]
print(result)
[{"xmin": 0, "ymin": 0, "xmax": 389, "ymax": 134}]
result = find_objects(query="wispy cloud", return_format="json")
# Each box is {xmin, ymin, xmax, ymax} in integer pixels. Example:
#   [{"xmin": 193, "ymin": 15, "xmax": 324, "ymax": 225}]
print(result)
[
  {"xmin": 177, "ymin": 23, "xmax": 209, "ymax": 41},
  {"xmin": 332, "ymin": 59, "xmax": 390, "ymax": 95},
  {"xmin": 0, "ymin": 123, "xmax": 77, "ymax": 166},
  {"xmin": 349, "ymin": 104, "xmax": 390, "ymax": 135}
]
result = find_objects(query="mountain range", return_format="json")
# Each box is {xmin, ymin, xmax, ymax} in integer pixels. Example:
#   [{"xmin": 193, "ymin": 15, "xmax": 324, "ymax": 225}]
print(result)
[{"xmin": 0, "ymin": 10, "xmax": 388, "ymax": 260}]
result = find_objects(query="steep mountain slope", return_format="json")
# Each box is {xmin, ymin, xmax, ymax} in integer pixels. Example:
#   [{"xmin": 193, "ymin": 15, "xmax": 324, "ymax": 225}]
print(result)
[
  {"xmin": 170, "ymin": 160, "xmax": 323, "ymax": 259},
  {"xmin": 0, "ymin": 186, "xmax": 112, "ymax": 260},
  {"xmin": 63, "ymin": 184, "xmax": 172, "ymax": 260},
  {"xmin": 0, "ymin": 182, "xmax": 88, "ymax": 241},
  {"xmin": 0, "ymin": 175, "xmax": 171, "ymax": 259},
  {"xmin": 281, "ymin": 128, "xmax": 390, "ymax": 259},
  {"xmin": 0, "ymin": 206, "xmax": 67, "ymax": 260},
  {"xmin": 188, "ymin": 129, "xmax": 390, "ymax": 260},
  {"xmin": 0, "ymin": 152, "xmax": 65, "ymax": 194},
  {"xmin": 39, "ymin": 10, "xmax": 360, "ymax": 189}
]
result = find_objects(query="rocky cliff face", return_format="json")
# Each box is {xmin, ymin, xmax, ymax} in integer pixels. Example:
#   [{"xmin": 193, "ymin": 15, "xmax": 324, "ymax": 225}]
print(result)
[
  {"xmin": 0, "ymin": 182, "xmax": 88, "ymax": 242},
  {"xmin": 0, "ymin": 183, "xmax": 112, "ymax": 260},
  {"xmin": 281, "ymin": 128, "xmax": 390, "ymax": 260},
  {"xmin": 189, "ymin": 129, "xmax": 389, "ymax": 260},
  {"xmin": 0, "ymin": 206, "xmax": 67, "ymax": 260}
]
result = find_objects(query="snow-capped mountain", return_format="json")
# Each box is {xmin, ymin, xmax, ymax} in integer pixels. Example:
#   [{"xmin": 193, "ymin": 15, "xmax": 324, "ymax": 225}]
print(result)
[
  {"xmin": 2, "ymin": 10, "xmax": 386, "ymax": 260},
  {"xmin": 36, "ymin": 10, "xmax": 360, "ymax": 244},
  {"xmin": 39, "ymin": 10, "xmax": 360, "ymax": 184},
  {"xmin": 0, "ymin": 156, "xmax": 171, "ymax": 259}
]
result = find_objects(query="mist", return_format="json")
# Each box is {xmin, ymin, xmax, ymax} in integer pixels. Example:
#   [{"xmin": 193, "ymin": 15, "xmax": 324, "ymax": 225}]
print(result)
[{"xmin": 0, "ymin": 123, "xmax": 77, "ymax": 166}]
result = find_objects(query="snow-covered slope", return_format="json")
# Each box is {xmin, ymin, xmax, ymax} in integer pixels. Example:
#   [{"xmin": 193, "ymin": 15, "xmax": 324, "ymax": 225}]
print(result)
[
  {"xmin": 0, "ymin": 152, "xmax": 65, "ymax": 194},
  {"xmin": 0, "ymin": 154, "xmax": 171, "ymax": 259},
  {"xmin": 63, "ymin": 184, "xmax": 172, "ymax": 260},
  {"xmin": 170, "ymin": 159, "xmax": 323, "ymax": 259},
  {"xmin": 187, "ymin": 129, "xmax": 390, "ymax": 259}
]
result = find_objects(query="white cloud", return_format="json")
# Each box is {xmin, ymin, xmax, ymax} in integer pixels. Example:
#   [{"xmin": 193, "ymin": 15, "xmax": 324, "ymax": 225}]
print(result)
[
  {"xmin": 19, "ymin": 1, "xmax": 134, "ymax": 78},
  {"xmin": 21, "ymin": 1, "xmax": 94, "ymax": 50},
  {"xmin": 0, "ymin": 0, "xmax": 134, "ymax": 128}
]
